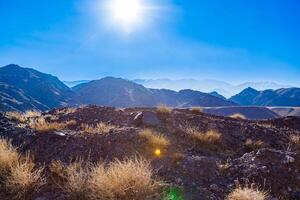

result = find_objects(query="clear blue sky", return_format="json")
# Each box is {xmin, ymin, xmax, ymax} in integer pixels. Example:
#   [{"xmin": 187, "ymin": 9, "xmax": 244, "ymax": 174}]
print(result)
[{"xmin": 0, "ymin": 0, "xmax": 299, "ymax": 85}]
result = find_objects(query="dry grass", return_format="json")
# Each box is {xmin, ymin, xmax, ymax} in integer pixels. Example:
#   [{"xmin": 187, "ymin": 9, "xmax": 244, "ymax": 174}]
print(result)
[
  {"xmin": 6, "ymin": 154, "xmax": 45, "ymax": 199},
  {"xmin": 52, "ymin": 158, "xmax": 164, "ymax": 200},
  {"xmin": 88, "ymin": 157, "xmax": 164, "ymax": 200},
  {"xmin": 191, "ymin": 107, "xmax": 203, "ymax": 114},
  {"xmin": 6, "ymin": 110, "xmax": 41, "ymax": 123},
  {"xmin": 29, "ymin": 117, "xmax": 76, "ymax": 133},
  {"xmin": 226, "ymin": 186, "xmax": 268, "ymax": 200},
  {"xmin": 244, "ymin": 139, "xmax": 265, "ymax": 151},
  {"xmin": 0, "ymin": 138, "xmax": 19, "ymax": 175},
  {"xmin": 81, "ymin": 122, "xmax": 116, "ymax": 134},
  {"xmin": 55, "ymin": 108, "xmax": 77, "ymax": 115},
  {"xmin": 156, "ymin": 104, "xmax": 172, "ymax": 115},
  {"xmin": 230, "ymin": 113, "xmax": 247, "ymax": 120},
  {"xmin": 139, "ymin": 129, "xmax": 170, "ymax": 150},
  {"xmin": 186, "ymin": 128, "xmax": 221, "ymax": 147}
]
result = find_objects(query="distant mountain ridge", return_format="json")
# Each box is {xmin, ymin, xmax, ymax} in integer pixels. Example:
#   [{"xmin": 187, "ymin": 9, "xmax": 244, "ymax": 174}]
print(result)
[
  {"xmin": 134, "ymin": 79, "xmax": 292, "ymax": 98},
  {"xmin": 230, "ymin": 87, "xmax": 300, "ymax": 106},
  {"xmin": 0, "ymin": 64, "xmax": 72, "ymax": 111}
]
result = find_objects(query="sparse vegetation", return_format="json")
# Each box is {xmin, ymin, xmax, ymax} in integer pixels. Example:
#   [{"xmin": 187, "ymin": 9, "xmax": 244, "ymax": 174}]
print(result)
[
  {"xmin": 156, "ymin": 104, "xmax": 172, "ymax": 115},
  {"xmin": 81, "ymin": 122, "xmax": 116, "ymax": 134},
  {"xmin": 230, "ymin": 113, "xmax": 247, "ymax": 120},
  {"xmin": 51, "ymin": 157, "xmax": 164, "ymax": 200},
  {"xmin": 6, "ymin": 110, "xmax": 41, "ymax": 123},
  {"xmin": 244, "ymin": 139, "xmax": 265, "ymax": 151},
  {"xmin": 139, "ymin": 129, "xmax": 170, "ymax": 150},
  {"xmin": 0, "ymin": 138, "xmax": 19, "ymax": 175},
  {"xmin": 191, "ymin": 107, "xmax": 203, "ymax": 114},
  {"xmin": 226, "ymin": 186, "xmax": 268, "ymax": 200},
  {"xmin": 29, "ymin": 117, "xmax": 76, "ymax": 133},
  {"xmin": 6, "ymin": 154, "xmax": 45, "ymax": 199},
  {"xmin": 186, "ymin": 128, "xmax": 221, "ymax": 148},
  {"xmin": 55, "ymin": 108, "xmax": 77, "ymax": 115}
]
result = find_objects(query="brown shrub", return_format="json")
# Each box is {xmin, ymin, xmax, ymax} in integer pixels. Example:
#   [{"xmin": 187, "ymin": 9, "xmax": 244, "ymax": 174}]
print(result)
[
  {"xmin": 139, "ymin": 129, "xmax": 170, "ymax": 150},
  {"xmin": 29, "ymin": 117, "xmax": 76, "ymax": 133},
  {"xmin": 230, "ymin": 113, "xmax": 247, "ymax": 120},
  {"xmin": 6, "ymin": 154, "xmax": 45, "ymax": 199},
  {"xmin": 226, "ymin": 186, "xmax": 268, "ymax": 200},
  {"xmin": 156, "ymin": 104, "xmax": 172, "ymax": 115},
  {"xmin": 191, "ymin": 107, "xmax": 203, "ymax": 114},
  {"xmin": 186, "ymin": 128, "xmax": 221, "ymax": 146},
  {"xmin": 0, "ymin": 138, "xmax": 19, "ymax": 175},
  {"xmin": 88, "ymin": 157, "xmax": 164, "ymax": 200},
  {"xmin": 81, "ymin": 122, "xmax": 116, "ymax": 134},
  {"xmin": 244, "ymin": 139, "xmax": 265, "ymax": 151}
]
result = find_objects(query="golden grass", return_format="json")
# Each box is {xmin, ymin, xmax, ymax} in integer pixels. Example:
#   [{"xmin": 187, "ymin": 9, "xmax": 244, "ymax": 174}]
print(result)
[
  {"xmin": 6, "ymin": 154, "xmax": 45, "ymax": 199},
  {"xmin": 29, "ymin": 117, "xmax": 76, "ymax": 133},
  {"xmin": 191, "ymin": 107, "xmax": 203, "ymax": 114},
  {"xmin": 81, "ymin": 122, "xmax": 116, "ymax": 134},
  {"xmin": 230, "ymin": 113, "xmax": 247, "ymax": 120},
  {"xmin": 88, "ymin": 157, "xmax": 164, "ymax": 200},
  {"xmin": 156, "ymin": 104, "xmax": 172, "ymax": 115},
  {"xmin": 55, "ymin": 108, "xmax": 77, "ymax": 115},
  {"xmin": 138, "ymin": 129, "xmax": 170, "ymax": 149},
  {"xmin": 6, "ymin": 111, "xmax": 41, "ymax": 123},
  {"xmin": 186, "ymin": 128, "xmax": 221, "ymax": 145},
  {"xmin": 226, "ymin": 186, "xmax": 268, "ymax": 200},
  {"xmin": 0, "ymin": 138, "xmax": 19, "ymax": 175},
  {"xmin": 244, "ymin": 139, "xmax": 265, "ymax": 151},
  {"xmin": 52, "ymin": 158, "xmax": 164, "ymax": 200},
  {"xmin": 290, "ymin": 134, "xmax": 300, "ymax": 145}
]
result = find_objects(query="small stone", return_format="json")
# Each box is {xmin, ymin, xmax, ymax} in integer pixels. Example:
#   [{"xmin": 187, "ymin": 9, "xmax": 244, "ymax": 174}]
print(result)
[{"xmin": 283, "ymin": 155, "xmax": 295, "ymax": 164}]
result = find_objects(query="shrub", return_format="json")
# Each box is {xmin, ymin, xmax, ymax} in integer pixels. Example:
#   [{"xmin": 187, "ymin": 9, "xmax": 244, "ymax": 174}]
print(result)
[
  {"xmin": 23, "ymin": 110, "xmax": 41, "ymax": 118},
  {"xmin": 191, "ymin": 107, "xmax": 203, "ymax": 114},
  {"xmin": 226, "ymin": 186, "xmax": 268, "ymax": 200},
  {"xmin": 81, "ymin": 122, "xmax": 115, "ymax": 134},
  {"xmin": 29, "ymin": 117, "xmax": 76, "ymax": 133},
  {"xmin": 88, "ymin": 157, "xmax": 164, "ymax": 200},
  {"xmin": 0, "ymin": 138, "xmax": 19, "ymax": 176},
  {"xmin": 156, "ymin": 104, "xmax": 172, "ymax": 115},
  {"xmin": 6, "ymin": 154, "xmax": 45, "ymax": 199},
  {"xmin": 186, "ymin": 128, "xmax": 221, "ymax": 146},
  {"xmin": 230, "ymin": 113, "xmax": 247, "ymax": 120},
  {"xmin": 5, "ymin": 111, "xmax": 27, "ymax": 123},
  {"xmin": 139, "ymin": 129, "xmax": 170, "ymax": 150},
  {"xmin": 244, "ymin": 139, "xmax": 265, "ymax": 151}
]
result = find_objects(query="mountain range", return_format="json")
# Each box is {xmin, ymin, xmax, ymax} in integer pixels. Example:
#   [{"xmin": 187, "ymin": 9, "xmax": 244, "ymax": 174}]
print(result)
[{"xmin": 0, "ymin": 64, "xmax": 299, "ymax": 114}]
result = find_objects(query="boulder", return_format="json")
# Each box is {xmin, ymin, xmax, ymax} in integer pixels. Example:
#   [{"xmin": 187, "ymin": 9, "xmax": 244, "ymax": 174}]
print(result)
[{"xmin": 133, "ymin": 111, "xmax": 161, "ymax": 126}]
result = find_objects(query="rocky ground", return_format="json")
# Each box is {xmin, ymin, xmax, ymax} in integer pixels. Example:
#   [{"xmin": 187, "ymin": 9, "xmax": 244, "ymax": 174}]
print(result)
[{"xmin": 1, "ymin": 106, "xmax": 300, "ymax": 200}]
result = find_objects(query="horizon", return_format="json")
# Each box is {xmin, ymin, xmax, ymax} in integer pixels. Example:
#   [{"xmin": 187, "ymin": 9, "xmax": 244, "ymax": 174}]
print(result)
[{"xmin": 1, "ymin": 0, "xmax": 300, "ymax": 85}]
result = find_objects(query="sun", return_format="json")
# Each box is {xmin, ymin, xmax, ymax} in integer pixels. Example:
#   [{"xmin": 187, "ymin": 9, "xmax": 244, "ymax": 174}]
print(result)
[{"xmin": 106, "ymin": 0, "xmax": 147, "ymax": 32}]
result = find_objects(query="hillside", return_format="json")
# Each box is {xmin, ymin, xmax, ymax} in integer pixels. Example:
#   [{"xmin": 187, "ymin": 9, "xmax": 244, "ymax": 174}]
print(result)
[
  {"xmin": 0, "ymin": 64, "xmax": 72, "ymax": 111},
  {"xmin": 71, "ymin": 77, "xmax": 237, "ymax": 107},
  {"xmin": 1, "ymin": 106, "xmax": 300, "ymax": 199},
  {"xmin": 230, "ymin": 87, "xmax": 300, "ymax": 106}
]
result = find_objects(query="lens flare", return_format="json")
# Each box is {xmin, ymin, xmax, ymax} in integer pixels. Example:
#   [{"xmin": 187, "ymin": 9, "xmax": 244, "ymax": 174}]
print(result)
[{"xmin": 154, "ymin": 149, "xmax": 161, "ymax": 156}]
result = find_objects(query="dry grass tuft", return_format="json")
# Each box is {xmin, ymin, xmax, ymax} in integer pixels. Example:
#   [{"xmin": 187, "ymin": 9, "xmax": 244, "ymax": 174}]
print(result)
[
  {"xmin": 0, "ymin": 138, "xmax": 20, "ymax": 175},
  {"xmin": 6, "ymin": 154, "xmax": 45, "ymax": 199},
  {"xmin": 226, "ymin": 186, "xmax": 268, "ymax": 200},
  {"xmin": 186, "ymin": 128, "xmax": 221, "ymax": 147},
  {"xmin": 290, "ymin": 134, "xmax": 300, "ymax": 145},
  {"xmin": 230, "ymin": 113, "xmax": 247, "ymax": 120},
  {"xmin": 81, "ymin": 122, "xmax": 116, "ymax": 134},
  {"xmin": 191, "ymin": 107, "xmax": 203, "ymax": 114},
  {"xmin": 139, "ymin": 129, "xmax": 170, "ymax": 150},
  {"xmin": 89, "ymin": 157, "xmax": 164, "ymax": 200},
  {"xmin": 156, "ymin": 104, "xmax": 172, "ymax": 115},
  {"xmin": 6, "ymin": 110, "xmax": 41, "ymax": 123},
  {"xmin": 244, "ymin": 139, "xmax": 265, "ymax": 151},
  {"xmin": 55, "ymin": 108, "xmax": 77, "ymax": 115},
  {"xmin": 29, "ymin": 117, "xmax": 76, "ymax": 133},
  {"xmin": 52, "ymin": 158, "xmax": 164, "ymax": 200}
]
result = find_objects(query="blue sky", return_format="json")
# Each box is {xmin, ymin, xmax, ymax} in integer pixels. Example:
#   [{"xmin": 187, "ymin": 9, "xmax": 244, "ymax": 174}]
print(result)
[{"xmin": 0, "ymin": 0, "xmax": 300, "ymax": 85}]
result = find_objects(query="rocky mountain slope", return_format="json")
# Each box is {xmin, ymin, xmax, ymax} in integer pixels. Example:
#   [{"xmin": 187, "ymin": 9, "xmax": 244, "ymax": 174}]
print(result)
[
  {"xmin": 71, "ymin": 77, "xmax": 237, "ymax": 107},
  {"xmin": 1, "ymin": 106, "xmax": 300, "ymax": 199},
  {"xmin": 0, "ymin": 64, "xmax": 72, "ymax": 111},
  {"xmin": 230, "ymin": 87, "xmax": 300, "ymax": 106}
]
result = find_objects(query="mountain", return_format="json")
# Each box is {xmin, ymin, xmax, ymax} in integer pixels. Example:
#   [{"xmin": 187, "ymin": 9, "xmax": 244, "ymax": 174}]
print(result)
[
  {"xmin": 0, "ymin": 64, "xmax": 72, "ymax": 111},
  {"xmin": 71, "ymin": 77, "xmax": 237, "ymax": 107},
  {"xmin": 230, "ymin": 87, "xmax": 300, "ymax": 106},
  {"xmin": 134, "ymin": 79, "xmax": 292, "ymax": 98},
  {"xmin": 210, "ymin": 91, "xmax": 226, "ymax": 100},
  {"xmin": 63, "ymin": 80, "xmax": 91, "ymax": 88}
]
